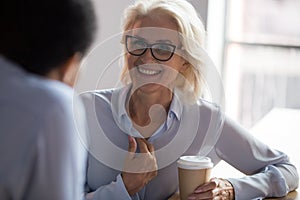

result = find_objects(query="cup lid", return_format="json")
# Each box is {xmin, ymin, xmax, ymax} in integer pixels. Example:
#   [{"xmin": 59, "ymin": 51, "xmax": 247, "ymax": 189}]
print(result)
[{"xmin": 177, "ymin": 156, "xmax": 213, "ymax": 170}]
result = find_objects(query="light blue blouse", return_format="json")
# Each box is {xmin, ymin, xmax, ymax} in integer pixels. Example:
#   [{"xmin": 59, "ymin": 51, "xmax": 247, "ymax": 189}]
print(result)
[
  {"xmin": 81, "ymin": 85, "xmax": 298, "ymax": 200},
  {"xmin": 0, "ymin": 56, "xmax": 87, "ymax": 200}
]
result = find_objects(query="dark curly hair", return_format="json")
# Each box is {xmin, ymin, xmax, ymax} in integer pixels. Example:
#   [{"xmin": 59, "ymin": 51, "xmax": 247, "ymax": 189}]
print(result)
[{"xmin": 0, "ymin": 0, "xmax": 97, "ymax": 75}]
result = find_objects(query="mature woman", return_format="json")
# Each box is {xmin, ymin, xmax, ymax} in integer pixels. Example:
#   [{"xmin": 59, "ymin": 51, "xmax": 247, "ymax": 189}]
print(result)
[{"xmin": 81, "ymin": 0, "xmax": 298, "ymax": 199}]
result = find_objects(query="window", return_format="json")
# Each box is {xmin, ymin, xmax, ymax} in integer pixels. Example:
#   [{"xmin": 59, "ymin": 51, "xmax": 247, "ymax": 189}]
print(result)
[{"xmin": 222, "ymin": 0, "xmax": 300, "ymax": 128}]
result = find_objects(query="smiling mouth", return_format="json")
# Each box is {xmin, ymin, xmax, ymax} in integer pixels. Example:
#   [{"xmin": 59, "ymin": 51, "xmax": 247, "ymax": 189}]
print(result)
[{"xmin": 137, "ymin": 66, "xmax": 162, "ymax": 76}]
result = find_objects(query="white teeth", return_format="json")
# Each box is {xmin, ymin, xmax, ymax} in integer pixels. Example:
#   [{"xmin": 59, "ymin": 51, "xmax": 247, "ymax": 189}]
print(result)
[{"xmin": 137, "ymin": 67, "xmax": 161, "ymax": 75}]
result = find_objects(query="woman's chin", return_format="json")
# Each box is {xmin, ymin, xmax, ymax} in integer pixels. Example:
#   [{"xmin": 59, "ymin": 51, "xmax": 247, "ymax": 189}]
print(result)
[{"xmin": 135, "ymin": 83, "xmax": 164, "ymax": 94}]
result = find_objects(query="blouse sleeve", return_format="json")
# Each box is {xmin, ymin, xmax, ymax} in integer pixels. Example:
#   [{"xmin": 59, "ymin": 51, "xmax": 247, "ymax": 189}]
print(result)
[
  {"xmin": 85, "ymin": 174, "xmax": 140, "ymax": 200},
  {"xmin": 81, "ymin": 92, "xmax": 141, "ymax": 200},
  {"xmin": 215, "ymin": 116, "xmax": 299, "ymax": 199}
]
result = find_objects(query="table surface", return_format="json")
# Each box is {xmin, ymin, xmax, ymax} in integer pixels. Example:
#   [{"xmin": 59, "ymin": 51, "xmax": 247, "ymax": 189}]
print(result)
[{"xmin": 172, "ymin": 108, "xmax": 300, "ymax": 200}]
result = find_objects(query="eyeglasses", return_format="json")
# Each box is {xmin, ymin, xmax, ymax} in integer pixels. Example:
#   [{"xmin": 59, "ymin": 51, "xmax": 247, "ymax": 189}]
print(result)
[{"xmin": 125, "ymin": 35, "xmax": 177, "ymax": 62}]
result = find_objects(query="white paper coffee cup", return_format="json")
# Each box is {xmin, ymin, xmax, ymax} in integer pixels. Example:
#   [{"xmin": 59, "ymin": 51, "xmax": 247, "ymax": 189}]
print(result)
[{"xmin": 177, "ymin": 156, "xmax": 213, "ymax": 200}]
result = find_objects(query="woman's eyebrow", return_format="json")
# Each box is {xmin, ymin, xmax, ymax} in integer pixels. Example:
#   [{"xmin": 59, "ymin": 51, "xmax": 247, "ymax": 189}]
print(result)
[
  {"xmin": 156, "ymin": 39, "xmax": 173, "ymax": 43},
  {"xmin": 129, "ymin": 35, "xmax": 147, "ymax": 42},
  {"xmin": 131, "ymin": 35, "xmax": 175, "ymax": 44}
]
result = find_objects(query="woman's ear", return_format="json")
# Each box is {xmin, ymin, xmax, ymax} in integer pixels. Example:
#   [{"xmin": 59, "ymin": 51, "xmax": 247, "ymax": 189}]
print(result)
[
  {"xmin": 45, "ymin": 53, "xmax": 82, "ymax": 86},
  {"xmin": 179, "ymin": 60, "xmax": 189, "ymax": 73},
  {"xmin": 62, "ymin": 53, "xmax": 82, "ymax": 87}
]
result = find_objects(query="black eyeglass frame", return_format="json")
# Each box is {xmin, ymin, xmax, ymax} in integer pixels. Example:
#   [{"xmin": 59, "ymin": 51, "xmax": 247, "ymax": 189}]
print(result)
[{"xmin": 125, "ymin": 35, "xmax": 177, "ymax": 62}]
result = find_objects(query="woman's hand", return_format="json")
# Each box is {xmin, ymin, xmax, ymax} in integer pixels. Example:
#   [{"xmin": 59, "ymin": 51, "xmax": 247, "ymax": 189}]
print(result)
[
  {"xmin": 122, "ymin": 136, "xmax": 158, "ymax": 196},
  {"xmin": 187, "ymin": 178, "xmax": 235, "ymax": 200}
]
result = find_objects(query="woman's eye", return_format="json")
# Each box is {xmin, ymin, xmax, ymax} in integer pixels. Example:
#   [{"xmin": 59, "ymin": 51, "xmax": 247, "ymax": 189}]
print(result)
[
  {"xmin": 132, "ymin": 40, "xmax": 146, "ymax": 49},
  {"xmin": 153, "ymin": 44, "xmax": 174, "ymax": 54}
]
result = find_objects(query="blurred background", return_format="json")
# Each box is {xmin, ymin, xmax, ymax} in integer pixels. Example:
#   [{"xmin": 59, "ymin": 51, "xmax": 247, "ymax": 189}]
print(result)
[{"xmin": 88, "ymin": 0, "xmax": 300, "ymax": 129}]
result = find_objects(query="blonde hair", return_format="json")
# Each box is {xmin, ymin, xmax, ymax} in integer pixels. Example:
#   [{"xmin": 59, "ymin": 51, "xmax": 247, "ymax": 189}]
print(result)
[{"xmin": 120, "ymin": 0, "xmax": 206, "ymax": 104}]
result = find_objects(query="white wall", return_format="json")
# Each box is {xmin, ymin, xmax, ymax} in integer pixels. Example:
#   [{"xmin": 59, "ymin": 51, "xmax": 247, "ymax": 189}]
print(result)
[{"xmin": 91, "ymin": 0, "xmax": 132, "ymax": 44}]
